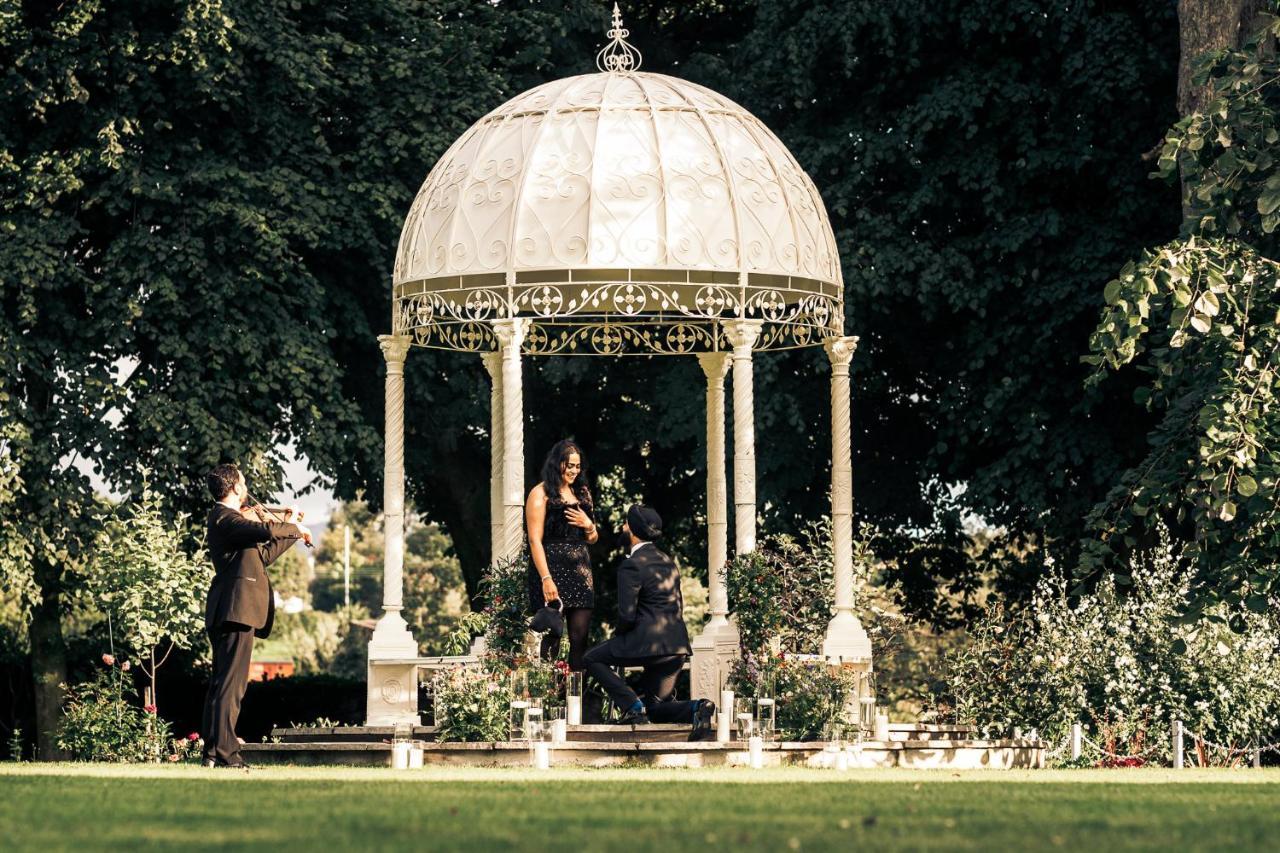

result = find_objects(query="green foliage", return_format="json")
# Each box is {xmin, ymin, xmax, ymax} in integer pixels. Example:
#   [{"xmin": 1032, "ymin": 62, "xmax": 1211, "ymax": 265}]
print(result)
[
  {"xmin": 1085, "ymin": 23, "xmax": 1280, "ymax": 604},
  {"xmin": 443, "ymin": 556, "xmax": 530, "ymax": 663},
  {"xmin": 85, "ymin": 475, "xmax": 212, "ymax": 699},
  {"xmin": 1159, "ymin": 16, "xmax": 1280, "ymax": 255},
  {"xmin": 311, "ymin": 502, "xmax": 469, "ymax": 655},
  {"xmin": 430, "ymin": 666, "xmax": 511, "ymax": 743},
  {"xmin": 949, "ymin": 525, "xmax": 1280, "ymax": 764},
  {"xmin": 55, "ymin": 660, "xmax": 171, "ymax": 763},
  {"xmin": 269, "ymin": 606, "xmax": 369, "ymax": 680},
  {"xmin": 724, "ymin": 523, "xmax": 836, "ymax": 657},
  {"xmin": 727, "ymin": 655, "xmax": 859, "ymax": 742}
]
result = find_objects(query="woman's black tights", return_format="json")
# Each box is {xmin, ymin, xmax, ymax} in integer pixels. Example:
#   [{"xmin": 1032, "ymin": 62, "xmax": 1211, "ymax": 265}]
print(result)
[{"xmin": 540, "ymin": 607, "xmax": 593, "ymax": 671}]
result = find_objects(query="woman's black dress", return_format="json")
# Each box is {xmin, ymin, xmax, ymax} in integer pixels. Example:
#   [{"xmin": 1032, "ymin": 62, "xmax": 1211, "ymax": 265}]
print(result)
[{"xmin": 528, "ymin": 493, "xmax": 595, "ymax": 611}]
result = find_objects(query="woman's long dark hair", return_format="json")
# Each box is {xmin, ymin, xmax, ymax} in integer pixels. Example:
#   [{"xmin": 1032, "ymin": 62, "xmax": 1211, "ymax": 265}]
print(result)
[{"xmin": 540, "ymin": 439, "xmax": 589, "ymax": 504}]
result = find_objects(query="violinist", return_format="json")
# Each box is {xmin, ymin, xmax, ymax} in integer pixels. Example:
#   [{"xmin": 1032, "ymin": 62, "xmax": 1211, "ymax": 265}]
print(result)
[{"xmin": 200, "ymin": 463, "xmax": 312, "ymax": 770}]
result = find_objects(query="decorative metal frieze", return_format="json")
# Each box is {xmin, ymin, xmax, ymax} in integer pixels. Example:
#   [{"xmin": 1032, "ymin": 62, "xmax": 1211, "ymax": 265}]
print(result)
[{"xmin": 394, "ymin": 273, "xmax": 840, "ymax": 356}]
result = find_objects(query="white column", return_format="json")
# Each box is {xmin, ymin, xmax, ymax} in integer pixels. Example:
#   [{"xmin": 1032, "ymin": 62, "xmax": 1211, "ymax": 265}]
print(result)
[
  {"xmin": 690, "ymin": 352, "xmax": 738, "ymax": 700},
  {"xmin": 494, "ymin": 318, "xmax": 529, "ymax": 562},
  {"xmin": 698, "ymin": 352, "xmax": 732, "ymax": 625},
  {"xmin": 723, "ymin": 320, "xmax": 763, "ymax": 555},
  {"xmin": 367, "ymin": 334, "xmax": 419, "ymax": 726},
  {"xmin": 821, "ymin": 335, "xmax": 871, "ymax": 663},
  {"xmin": 482, "ymin": 352, "xmax": 504, "ymax": 564}
]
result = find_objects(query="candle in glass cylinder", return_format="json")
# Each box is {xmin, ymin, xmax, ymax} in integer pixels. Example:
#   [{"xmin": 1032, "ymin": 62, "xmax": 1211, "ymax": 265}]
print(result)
[
  {"xmin": 717, "ymin": 690, "xmax": 734, "ymax": 742},
  {"xmin": 566, "ymin": 695, "xmax": 582, "ymax": 726}
]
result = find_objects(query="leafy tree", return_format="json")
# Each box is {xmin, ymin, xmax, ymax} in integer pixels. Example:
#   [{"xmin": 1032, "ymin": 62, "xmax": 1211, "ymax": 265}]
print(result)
[
  {"xmin": 85, "ymin": 477, "xmax": 211, "ymax": 706},
  {"xmin": 1084, "ymin": 18, "xmax": 1280, "ymax": 609},
  {"xmin": 0, "ymin": 0, "xmax": 562, "ymax": 757}
]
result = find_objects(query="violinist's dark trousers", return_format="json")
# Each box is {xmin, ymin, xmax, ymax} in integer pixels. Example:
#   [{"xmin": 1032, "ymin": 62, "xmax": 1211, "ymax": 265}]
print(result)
[
  {"xmin": 201, "ymin": 622, "xmax": 254, "ymax": 766},
  {"xmin": 583, "ymin": 643, "xmax": 698, "ymax": 723}
]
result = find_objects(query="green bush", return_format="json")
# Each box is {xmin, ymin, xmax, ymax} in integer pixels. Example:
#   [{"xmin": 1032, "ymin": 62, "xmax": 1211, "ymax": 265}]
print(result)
[
  {"xmin": 724, "ymin": 522, "xmax": 835, "ymax": 656},
  {"xmin": 949, "ymin": 524, "xmax": 1280, "ymax": 764},
  {"xmin": 727, "ymin": 655, "xmax": 858, "ymax": 742},
  {"xmin": 443, "ymin": 555, "xmax": 528, "ymax": 662},
  {"xmin": 432, "ymin": 666, "xmax": 511, "ymax": 743},
  {"xmin": 56, "ymin": 657, "xmax": 170, "ymax": 762}
]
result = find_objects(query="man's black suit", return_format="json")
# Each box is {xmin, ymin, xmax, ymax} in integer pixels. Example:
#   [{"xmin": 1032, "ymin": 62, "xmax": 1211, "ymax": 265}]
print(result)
[
  {"xmin": 584, "ymin": 542, "xmax": 697, "ymax": 722},
  {"xmin": 201, "ymin": 504, "xmax": 301, "ymax": 766}
]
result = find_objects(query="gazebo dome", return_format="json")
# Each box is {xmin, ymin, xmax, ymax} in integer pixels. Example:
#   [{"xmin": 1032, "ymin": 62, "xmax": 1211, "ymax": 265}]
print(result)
[{"xmin": 392, "ymin": 25, "xmax": 843, "ymax": 355}]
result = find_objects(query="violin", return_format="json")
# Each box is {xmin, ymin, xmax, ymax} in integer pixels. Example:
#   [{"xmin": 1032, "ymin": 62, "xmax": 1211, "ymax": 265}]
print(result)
[{"xmin": 239, "ymin": 493, "xmax": 313, "ymax": 548}]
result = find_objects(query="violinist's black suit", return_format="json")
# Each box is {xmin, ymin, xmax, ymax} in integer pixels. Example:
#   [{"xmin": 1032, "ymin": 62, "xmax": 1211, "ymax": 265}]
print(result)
[{"xmin": 201, "ymin": 504, "xmax": 302, "ymax": 766}]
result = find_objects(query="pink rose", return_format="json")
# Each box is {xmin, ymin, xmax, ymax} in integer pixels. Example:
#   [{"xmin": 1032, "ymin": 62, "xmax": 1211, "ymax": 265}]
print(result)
[
  {"xmin": 102, "ymin": 654, "xmax": 115, "ymax": 666},
  {"xmin": 168, "ymin": 754, "xmax": 180, "ymax": 762},
  {"xmin": 144, "ymin": 704, "xmax": 157, "ymax": 714},
  {"xmin": 121, "ymin": 661, "xmax": 131, "ymax": 672},
  {"xmin": 187, "ymin": 732, "xmax": 200, "ymax": 741}
]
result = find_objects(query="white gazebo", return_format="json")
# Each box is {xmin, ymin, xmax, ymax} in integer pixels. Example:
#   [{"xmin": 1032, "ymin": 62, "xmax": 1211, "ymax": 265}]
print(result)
[{"xmin": 367, "ymin": 7, "xmax": 870, "ymax": 725}]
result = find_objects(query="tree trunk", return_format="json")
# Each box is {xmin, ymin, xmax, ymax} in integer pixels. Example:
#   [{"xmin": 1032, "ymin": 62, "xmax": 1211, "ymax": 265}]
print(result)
[
  {"xmin": 1177, "ymin": 0, "xmax": 1268, "ymax": 116},
  {"xmin": 29, "ymin": 563, "xmax": 68, "ymax": 761}
]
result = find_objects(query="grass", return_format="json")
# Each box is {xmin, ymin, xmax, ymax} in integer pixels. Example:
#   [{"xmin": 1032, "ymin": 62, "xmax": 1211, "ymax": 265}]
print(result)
[{"xmin": 2, "ymin": 765, "xmax": 1278, "ymax": 851}]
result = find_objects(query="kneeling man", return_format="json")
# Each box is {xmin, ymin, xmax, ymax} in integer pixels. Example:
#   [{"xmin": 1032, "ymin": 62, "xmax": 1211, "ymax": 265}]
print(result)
[{"xmin": 584, "ymin": 505, "xmax": 715, "ymax": 738}]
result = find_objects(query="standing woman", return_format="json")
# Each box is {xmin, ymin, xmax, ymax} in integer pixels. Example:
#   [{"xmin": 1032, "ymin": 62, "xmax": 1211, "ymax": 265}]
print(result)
[{"xmin": 526, "ymin": 439, "xmax": 599, "ymax": 670}]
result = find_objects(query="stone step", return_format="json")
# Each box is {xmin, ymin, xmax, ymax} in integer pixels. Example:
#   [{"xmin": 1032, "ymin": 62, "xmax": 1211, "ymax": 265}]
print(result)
[{"xmin": 241, "ymin": 736, "xmax": 1045, "ymax": 770}]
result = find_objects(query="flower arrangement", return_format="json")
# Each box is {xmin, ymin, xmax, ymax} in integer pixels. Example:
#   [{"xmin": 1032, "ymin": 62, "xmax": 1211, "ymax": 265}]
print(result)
[
  {"xmin": 431, "ymin": 665, "xmax": 512, "ymax": 743},
  {"xmin": 443, "ymin": 555, "xmax": 528, "ymax": 662},
  {"xmin": 728, "ymin": 653, "xmax": 858, "ymax": 741}
]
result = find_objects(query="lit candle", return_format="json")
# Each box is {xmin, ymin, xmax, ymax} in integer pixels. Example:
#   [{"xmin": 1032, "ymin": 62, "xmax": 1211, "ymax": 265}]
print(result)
[{"xmin": 717, "ymin": 690, "xmax": 734, "ymax": 743}]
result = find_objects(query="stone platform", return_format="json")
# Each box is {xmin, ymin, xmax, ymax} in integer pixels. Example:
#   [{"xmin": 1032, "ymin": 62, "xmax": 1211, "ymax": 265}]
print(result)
[{"xmin": 241, "ymin": 722, "xmax": 1045, "ymax": 770}]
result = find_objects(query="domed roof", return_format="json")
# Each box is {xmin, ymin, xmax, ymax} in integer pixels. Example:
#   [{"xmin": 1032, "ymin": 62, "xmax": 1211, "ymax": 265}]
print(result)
[{"xmin": 392, "ymin": 18, "xmax": 843, "ymax": 355}]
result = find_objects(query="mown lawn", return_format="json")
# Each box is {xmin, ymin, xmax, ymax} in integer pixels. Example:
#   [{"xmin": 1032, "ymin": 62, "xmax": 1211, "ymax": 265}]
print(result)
[{"xmin": 1, "ymin": 765, "xmax": 1277, "ymax": 852}]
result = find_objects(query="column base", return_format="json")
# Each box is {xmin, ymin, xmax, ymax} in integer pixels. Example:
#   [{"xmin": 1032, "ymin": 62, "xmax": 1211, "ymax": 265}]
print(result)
[
  {"xmin": 821, "ymin": 610, "xmax": 873, "ymax": 664},
  {"xmin": 691, "ymin": 616, "xmax": 740, "ymax": 700},
  {"xmin": 366, "ymin": 611, "xmax": 420, "ymax": 726}
]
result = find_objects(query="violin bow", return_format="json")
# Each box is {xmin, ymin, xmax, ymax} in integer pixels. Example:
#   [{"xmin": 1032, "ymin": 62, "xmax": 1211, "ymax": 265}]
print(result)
[{"xmin": 245, "ymin": 490, "xmax": 314, "ymax": 549}]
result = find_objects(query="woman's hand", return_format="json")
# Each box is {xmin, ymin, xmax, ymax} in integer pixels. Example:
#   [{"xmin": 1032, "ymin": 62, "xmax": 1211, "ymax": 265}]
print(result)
[
  {"xmin": 565, "ymin": 505, "xmax": 594, "ymax": 531},
  {"xmin": 541, "ymin": 575, "xmax": 560, "ymax": 604}
]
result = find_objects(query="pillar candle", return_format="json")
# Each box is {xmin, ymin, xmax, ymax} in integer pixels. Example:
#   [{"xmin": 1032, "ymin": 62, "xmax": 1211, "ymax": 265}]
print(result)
[
  {"xmin": 533, "ymin": 741, "xmax": 550, "ymax": 770},
  {"xmin": 717, "ymin": 690, "xmax": 734, "ymax": 743},
  {"xmin": 748, "ymin": 735, "xmax": 764, "ymax": 769},
  {"xmin": 566, "ymin": 695, "xmax": 583, "ymax": 726}
]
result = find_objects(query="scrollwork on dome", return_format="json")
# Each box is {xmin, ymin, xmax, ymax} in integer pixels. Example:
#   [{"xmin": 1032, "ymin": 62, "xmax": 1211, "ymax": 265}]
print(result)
[{"xmin": 390, "ymin": 10, "xmax": 844, "ymax": 357}]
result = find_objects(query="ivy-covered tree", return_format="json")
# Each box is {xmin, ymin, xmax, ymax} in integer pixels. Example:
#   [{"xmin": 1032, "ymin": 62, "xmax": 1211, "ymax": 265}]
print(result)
[{"xmin": 1084, "ymin": 18, "xmax": 1280, "ymax": 611}]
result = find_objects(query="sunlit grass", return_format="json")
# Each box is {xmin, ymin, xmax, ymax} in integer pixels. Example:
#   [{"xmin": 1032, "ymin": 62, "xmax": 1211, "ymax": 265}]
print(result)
[{"xmin": 2, "ymin": 764, "xmax": 1278, "ymax": 851}]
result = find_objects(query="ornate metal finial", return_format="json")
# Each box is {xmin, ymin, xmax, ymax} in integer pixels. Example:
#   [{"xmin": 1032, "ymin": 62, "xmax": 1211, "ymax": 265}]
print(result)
[{"xmin": 596, "ymin": 3, "xmax": 642, "ymax": 73}]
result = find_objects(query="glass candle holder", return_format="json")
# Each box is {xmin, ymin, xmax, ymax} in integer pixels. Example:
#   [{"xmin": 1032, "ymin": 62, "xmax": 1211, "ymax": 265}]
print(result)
[
  {"xmin": 756, "ymin": 696, "xmax": 776, "ymax": 743},
  {"xmin": 736, "ymin": 711, "xmax": 754, "ymax": 741},
  {"xmin": 566, "ymin": 672, "xmax": 584, "ymax": 725}
]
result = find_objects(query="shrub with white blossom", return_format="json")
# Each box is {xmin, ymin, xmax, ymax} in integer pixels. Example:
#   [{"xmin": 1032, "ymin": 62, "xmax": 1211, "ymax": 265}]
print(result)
[{"xmin": 948, "ymin": 524, "xmax": 1280, "ymax": 764}]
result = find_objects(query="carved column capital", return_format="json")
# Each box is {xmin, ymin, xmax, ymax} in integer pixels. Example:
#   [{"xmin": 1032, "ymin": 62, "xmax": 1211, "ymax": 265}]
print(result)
[
  {"xmin": 492, "ymin": 318, "xmax": 530, "ymax": 350},
  {"xmin": 722, "ymin": 319, "xmax": 763, "ymax": 352},
  {"xmin": 696, "ymin": 351, "xmax": 731, "ymax": 383},
  {"xmin": 481, "ymin": 351, "xmax": 502, "ymax": 379},
  {"xmin": 824, "ymin": 335, "xmax": 860, "ymax": 369},
  {"xmin": 378, "ymin": 334, "xmax": 412, "ymax": 368}
]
